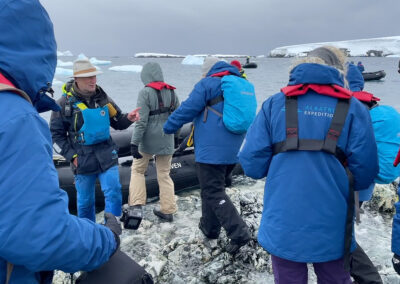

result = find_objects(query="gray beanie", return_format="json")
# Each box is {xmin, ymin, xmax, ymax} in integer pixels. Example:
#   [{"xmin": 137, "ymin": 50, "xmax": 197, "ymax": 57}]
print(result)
[
  {"xmin": 308, "ymin": 47, "xmax": 343, "ymax": 70},
  {"xmin": 202, "ymin": 56, "xmax": 220, "ymax": 77}
]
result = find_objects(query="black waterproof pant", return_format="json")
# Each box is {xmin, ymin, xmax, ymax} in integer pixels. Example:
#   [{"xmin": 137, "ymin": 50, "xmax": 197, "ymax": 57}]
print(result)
[
  {"xmin": 350, "ymin": 243, "xmax": 383, "ymax": 284},
  {"xmin": 196, "ymin": 162, "xmax": 250, "ymax": 243}
]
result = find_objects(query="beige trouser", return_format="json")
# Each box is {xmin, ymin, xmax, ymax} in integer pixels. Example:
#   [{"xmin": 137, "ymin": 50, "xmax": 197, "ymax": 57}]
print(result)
[{"xmin": 128, "ymin": 152, "xmax": 177, "ymax": 214}]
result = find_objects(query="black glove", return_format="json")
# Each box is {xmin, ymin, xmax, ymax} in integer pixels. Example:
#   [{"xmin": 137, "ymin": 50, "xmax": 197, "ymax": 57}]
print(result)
[
  {"xmin": 131, "ymin": 144, "xmax": 143, "ymax": 159},
  {"xmin": 392, "ymin": 254, "xmax": 400, "ymax": 275},
  {"xmin": 104, "ymin": 212, "xmax": 121, "ymax": 251}
]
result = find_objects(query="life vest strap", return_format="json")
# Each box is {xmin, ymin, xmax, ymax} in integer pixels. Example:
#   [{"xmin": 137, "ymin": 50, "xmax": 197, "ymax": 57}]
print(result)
[{"xmin": 148, "ymin": 88, "xmax": 176, "ymax": 116}]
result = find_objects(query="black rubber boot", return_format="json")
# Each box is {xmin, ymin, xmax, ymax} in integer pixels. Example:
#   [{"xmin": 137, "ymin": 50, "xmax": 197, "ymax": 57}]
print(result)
[
  {"xmin": 225, "ymin": 238, "xmax": 250, "ymax": 255},
  {"xmin": 153, "ymin": 208, "xmax": 173, "ymax": 222},
  {"xmin": 198, "ymin": 219, "xmax": 219, "ymax": 239}
]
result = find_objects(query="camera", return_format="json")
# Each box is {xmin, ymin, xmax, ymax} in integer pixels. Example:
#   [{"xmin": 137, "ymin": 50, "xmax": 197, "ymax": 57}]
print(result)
[{"xmin": 120, "ymin": 204, "xmax": 143, "ymax": 230}]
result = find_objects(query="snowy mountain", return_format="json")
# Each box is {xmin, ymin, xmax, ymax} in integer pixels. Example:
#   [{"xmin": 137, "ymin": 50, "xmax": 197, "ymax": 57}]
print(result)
[{"xmin": 269, "ymin": 36, "xmax": 400, "ymax": 58}]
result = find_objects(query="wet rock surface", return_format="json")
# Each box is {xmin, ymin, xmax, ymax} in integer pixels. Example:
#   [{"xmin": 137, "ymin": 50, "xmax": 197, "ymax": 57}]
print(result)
[{"xmin": 53, "ymin": 179, "xmax": 400, "ymax": 283}]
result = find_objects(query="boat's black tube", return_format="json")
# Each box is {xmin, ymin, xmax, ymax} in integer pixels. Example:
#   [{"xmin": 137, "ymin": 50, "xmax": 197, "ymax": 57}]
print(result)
[
  {"xmin": 362, "ymin": 70, "xmax": 386, "ymax": 81},
  {"xmin": 56, "ymin": 123, "xmax": 242, "ymax": 210}
]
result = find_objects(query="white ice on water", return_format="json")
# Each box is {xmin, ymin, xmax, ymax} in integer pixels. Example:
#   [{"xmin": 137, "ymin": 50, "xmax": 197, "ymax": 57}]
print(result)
[
  {"xmin": 109, "ymin": 65, "xmax": 142, "ymax": 72},
  {"xmin": 270, "ymin": 36, "xmax": 400, "ymax": 58},
  {"xmin": 55, "ymin": 67, "xmax": 73, "ymax": 77},
  {"xmin": 57, "ymin": 50, "xmax": 73, "ymax": 57},
  {"xmin": 181, "ymin": 55, "xmax": 205, "ymax": 65}
]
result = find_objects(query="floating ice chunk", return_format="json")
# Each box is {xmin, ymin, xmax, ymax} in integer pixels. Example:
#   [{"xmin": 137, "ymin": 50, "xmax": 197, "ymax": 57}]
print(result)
[
  {"xmin": 57, "ymin": 60, "xmax": 73, "ymax": 67},
  {"xmin": 76, "ymin": 53, "xmax": 89, "ymax": 60},
  {"xmin": 90, "ymin": 57, "xmax": 111, "ymax": 65},
  {"xmin": 55, "ymin": 67, "xmax": 73, "ymax": 77},
  {"xmin": 109, "ymin": 65, "xmax": 142, "ymax": 72},
  {"xmin": 181, "ymin": 55, "xmax": 205, "ymax": 65},
  {"xmin": 57, "ymin": 50, "xmax": 73, "ymax": 57}
]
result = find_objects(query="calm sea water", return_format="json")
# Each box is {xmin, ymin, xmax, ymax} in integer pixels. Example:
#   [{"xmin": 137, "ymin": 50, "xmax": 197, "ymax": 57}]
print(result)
[{"xmin": 42, "ymin": 56, "xmax": 400, "ymax": 122}]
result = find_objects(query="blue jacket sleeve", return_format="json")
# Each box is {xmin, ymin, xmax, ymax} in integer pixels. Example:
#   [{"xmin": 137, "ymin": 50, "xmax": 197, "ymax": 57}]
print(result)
[
  {"xmin": 238, "ymin": 99, "xmax": 273, "ymax": 179},
  {"xmin": 0, "ymin": 112, "xmax": 116, "ymax": 273},
  {"xmin": 163, "ymin": 81, "xmax": 208, "ymax": 134},
  {"xmin": 345, "ymin": 99, "xmax": 379, "ymax": 191}
]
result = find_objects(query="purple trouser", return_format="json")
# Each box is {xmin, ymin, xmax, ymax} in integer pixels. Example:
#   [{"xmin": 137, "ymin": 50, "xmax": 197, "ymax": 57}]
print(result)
[{"xmin": 271, "ymin": 255, "xmax": 353, "ymax": 284}]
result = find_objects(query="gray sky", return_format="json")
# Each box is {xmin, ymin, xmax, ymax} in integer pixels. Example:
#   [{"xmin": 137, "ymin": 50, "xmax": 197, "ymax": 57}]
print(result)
[{"xmin": 41, "ymin": 0, "xmax": 400, "ymax": 57}]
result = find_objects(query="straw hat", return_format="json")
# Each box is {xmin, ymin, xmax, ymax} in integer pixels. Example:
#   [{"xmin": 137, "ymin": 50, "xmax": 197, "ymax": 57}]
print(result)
[{"xmin": 72, "ymin": 59, "xmax": 102, "ymax": 77}]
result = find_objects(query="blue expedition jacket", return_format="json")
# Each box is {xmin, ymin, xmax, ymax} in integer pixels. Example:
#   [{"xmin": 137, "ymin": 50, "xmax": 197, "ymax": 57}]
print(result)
[
  {"xmin": 163, "ymin": 61, "xmax": 245, "ymax": 164},
  {"xmin": 0, "ymin": 1, "xmax": 115, "ymax": 283},
  {"xmin": 238, "ymin": 63, "xmax": 379, "ymax": 262}
]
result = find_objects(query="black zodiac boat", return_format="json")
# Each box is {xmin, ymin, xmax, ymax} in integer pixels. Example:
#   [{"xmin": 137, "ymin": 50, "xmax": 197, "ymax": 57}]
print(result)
[
  {"xmin": 54, "ymin": 123, "xmax": 242, "ymax": 209},
  {"xmin": 242, "ymin": 62, "xmax": 257, "ymax": 69},
  {"xmin": 362, "ymin": 70, "xmax": 386, "ymax": 81}
]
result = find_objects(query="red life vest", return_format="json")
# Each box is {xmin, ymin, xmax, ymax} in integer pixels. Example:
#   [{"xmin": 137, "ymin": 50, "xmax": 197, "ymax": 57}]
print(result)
[
  {"xmin": 0, "ymin": 72, "xmax": 31, "ymax": 103},
  {"xmin": 0, "ymin": 72, "xmax": 15, "ymax": 87},
  {"xmin": 210, "ymin": 71, "xmax": 231, "ymax": 77},
  {"xmin": 281, "ymin": 84, "xmax": 352, "ymax": 99},
  {"xmin": 146, "ymin": 81, "xmax": 175, "ymax": 90},
  {"xmin": 145, "ymin": 82, "xmax": 176, "ymax": 116},
  {"xmin": 352, "ymin": 91, "xmax": 380, "ymax": 103}
]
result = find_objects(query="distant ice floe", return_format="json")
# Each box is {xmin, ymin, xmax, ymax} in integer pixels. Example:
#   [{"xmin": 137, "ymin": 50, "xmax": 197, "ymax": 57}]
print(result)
[
  {"xmin": 269, "ymin": 36, "xmax": 400, "ymax": 58},
  {"xmin": 135, "ymin": 53, "xmax": 184, "ymax": 58},
  {"xmin": 57, "ymin": 50, "xmax": 73, "ymax": 57},
  {"xmin": 55, "ymin": 67, "xmax": 73, "ymax": 77},
  {"xmin": 109, "ymin": 65, "xmax": 142, "ymax": 72},
  {"xmin": 181, "ymin": 55, "xmax": 204, "ymax": 65},
  {"xmin": 89, "ymin": 57, "xmax": 111, "ymax": 65}
]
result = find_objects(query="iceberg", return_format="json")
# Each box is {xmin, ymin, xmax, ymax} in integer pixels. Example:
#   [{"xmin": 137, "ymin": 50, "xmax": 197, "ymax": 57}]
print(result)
[
  {"xmin": 76, "ymin": 53, "xmax": 89, "ymax": 60},
  {"xmin": 181, "ymin": 55, "xmax": 204, "ymax": 65},
  {"xmin": 57, "ymin": 60, "xmax": 73, "ymax": 67},
  {"xmin": 109, "ymin": 65, "xmax": 142, "ymax": 73},
  {"xmin": 55, "ymin": 67, "xmax": 73, "ymax": 77},
  {"xmin": 90, "ymin": 57, "xmax": 112, "ymax": 65},
  {"xmin": 269, "ymin": 36, "xmax": 400, "ymax": 58},
  {"xmin": 57, "ymin": 50, "xmax": 73, "ymax": 57}
]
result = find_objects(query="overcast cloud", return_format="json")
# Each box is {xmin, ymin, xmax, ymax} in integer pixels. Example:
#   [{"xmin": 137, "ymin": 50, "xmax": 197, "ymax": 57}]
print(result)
[{"xmin": 40, "ymin": 0, "xmax": 400, "ymax": 56}]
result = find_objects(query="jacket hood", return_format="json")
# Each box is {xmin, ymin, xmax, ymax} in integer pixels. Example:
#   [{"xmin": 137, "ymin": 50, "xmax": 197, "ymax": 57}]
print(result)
[
  {"xmin": 346, "ymin": 63, "xmax": 364, "ymax": 92},
  {"xmin": 206, "ymin": 61, "xmax": 241, "ymax": 77},
  {"xmin": 141, "ymin": 62, "xmax": 164, "ymax": 85},
  {"xmin": 0, "ymin": 0, "xmax": 59, "ymax": 113},
  {"xmin": 288, "ymin": 63, "xmax": 344, "ymax": 87}
]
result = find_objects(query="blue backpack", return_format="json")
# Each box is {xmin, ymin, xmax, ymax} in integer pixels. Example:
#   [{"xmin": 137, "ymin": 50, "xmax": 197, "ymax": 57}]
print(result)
[
  {"xmin": 205, "ymin": 75, "xmax": 257, "ymax": 134},
  {"xmin": 370, "ymin": 105, "xmax": 400, "ymax": 184}
]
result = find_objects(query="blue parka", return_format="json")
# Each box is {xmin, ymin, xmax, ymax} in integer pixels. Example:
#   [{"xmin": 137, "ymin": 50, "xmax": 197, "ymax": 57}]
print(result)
[
  {"xmin": 163, "ymin": 61, "xmax": 245, "ymax": 164},
  {"xmin": 0, "ymin": 1, "xmax": 116, "ymax": 283},
  {"xmin": 238, "ymin": 63, "xmax": 378, "ymax": 262}
]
